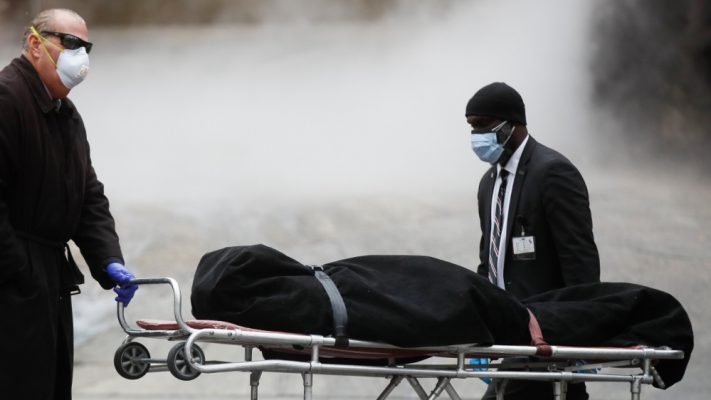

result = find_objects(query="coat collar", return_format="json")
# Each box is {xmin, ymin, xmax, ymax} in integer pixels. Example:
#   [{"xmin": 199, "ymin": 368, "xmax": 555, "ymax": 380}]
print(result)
[
  {"xmin": 517, "ymin": 135, "xmax": 537, "ymax": 172},
  {"xmin": 486, "ymin": 135, "xmax": 537, "ymax": 180},
  {"xmin": 12, "ymin": 55, "xmax": 63, "ymax": 114}
]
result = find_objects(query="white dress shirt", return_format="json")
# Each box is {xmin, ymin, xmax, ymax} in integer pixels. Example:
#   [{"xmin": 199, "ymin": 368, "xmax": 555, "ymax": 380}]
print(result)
[{"xmin": 489, "ymin": 135, "xmax": 529, "ymax": 289}]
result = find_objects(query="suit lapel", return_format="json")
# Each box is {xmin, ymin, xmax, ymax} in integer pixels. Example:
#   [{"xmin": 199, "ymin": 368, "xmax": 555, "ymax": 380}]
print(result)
[
  {"xmin": 505, "ymin": 136, "xmax": 537, "ymax": 244},
  {"xmin": 482, "ymin": 167, "xmax": 497, "ymax": 248}
]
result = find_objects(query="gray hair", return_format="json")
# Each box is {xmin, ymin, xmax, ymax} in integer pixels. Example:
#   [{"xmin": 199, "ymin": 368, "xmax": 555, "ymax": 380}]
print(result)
[{"xmin": 22, "ymin": 9, "xmax": 85, "ymax": 50}]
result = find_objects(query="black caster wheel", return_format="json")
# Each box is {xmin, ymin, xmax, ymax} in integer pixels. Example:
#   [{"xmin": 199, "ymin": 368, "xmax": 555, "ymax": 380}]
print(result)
[
  {"xmin": 167, "ymin": 342, "xmax": 205, "ymax": 381},
  {"xmin": 114, "ymin": 342, "xmax": 150, "ymax": 379}
]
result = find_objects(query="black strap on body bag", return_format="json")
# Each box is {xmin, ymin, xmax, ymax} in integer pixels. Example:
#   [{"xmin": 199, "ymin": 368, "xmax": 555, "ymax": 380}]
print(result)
[{"xmin": 309, "ymin": 265, "xmax": 349, "ymax": 347}]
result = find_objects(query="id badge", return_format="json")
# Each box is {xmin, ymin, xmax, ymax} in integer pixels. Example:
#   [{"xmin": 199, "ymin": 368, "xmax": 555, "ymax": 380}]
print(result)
[{"xmin": 512, "ymin": 236, "xmax": 536, "ymax": 260}]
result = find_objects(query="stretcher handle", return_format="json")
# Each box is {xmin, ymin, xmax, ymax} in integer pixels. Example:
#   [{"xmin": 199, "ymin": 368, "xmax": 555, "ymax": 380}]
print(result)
[{"xmin": 116, "ymin": 277, "xmax": 193, "ymax": 335}]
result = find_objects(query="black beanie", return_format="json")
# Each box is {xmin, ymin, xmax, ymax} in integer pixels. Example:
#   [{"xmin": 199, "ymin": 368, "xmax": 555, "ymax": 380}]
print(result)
[{"xmin": 465, "ymin": 82, "xmax": 527, "ymax": 125}]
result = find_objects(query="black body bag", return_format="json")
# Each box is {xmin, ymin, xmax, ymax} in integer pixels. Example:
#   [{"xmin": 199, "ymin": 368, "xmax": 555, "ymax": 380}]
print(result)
[{"xmin": 191, "ymin": 244, "xmax": 692, "ymax": 388}]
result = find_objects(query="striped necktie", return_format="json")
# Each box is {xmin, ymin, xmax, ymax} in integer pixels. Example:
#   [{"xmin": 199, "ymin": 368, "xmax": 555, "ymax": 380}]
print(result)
[{"xmin": 489, "ymin": 170, "xmax": 509, "ymax": 285}]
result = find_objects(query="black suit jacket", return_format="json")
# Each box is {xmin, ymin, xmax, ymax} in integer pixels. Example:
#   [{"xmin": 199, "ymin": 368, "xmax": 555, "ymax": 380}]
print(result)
[{"xmin": 476, "ymin": 136, "xmax": 600, "ymax": 299}]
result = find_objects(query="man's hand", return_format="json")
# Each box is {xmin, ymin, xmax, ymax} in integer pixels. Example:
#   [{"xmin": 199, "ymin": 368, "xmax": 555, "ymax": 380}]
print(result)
[{"xmin": 105, "ymin": 262, "xmax": 138, "ymax": 306}]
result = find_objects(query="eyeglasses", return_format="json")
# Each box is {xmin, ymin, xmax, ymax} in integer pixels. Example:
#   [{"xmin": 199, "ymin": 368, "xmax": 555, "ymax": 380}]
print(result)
[{"xmin": 40, "ymin": 30, "xmax": 93, "ymax": 54}]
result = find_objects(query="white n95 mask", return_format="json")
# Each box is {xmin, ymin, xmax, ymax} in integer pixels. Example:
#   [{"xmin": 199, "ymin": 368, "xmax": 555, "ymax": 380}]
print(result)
[
  {"xmin": 32, "ymin": 26, "xmax": 91, "ymax": 89},
  {"xmin": 54, "ymin": 47, "xmax": 90, "ymax": 89}
]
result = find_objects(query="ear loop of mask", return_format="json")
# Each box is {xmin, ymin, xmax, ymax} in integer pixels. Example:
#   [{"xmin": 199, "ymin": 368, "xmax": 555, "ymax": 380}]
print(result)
[
  {"xmin": 497, "ymin": 122, "xmax": 517, "ymax": 163},
  {"xmin": 494, "ymin": 121, "xmax": 515, "ymax": 146},
  {"xmin": 30, "ymin": 26, "xmax": 60, "ymax": 68}
]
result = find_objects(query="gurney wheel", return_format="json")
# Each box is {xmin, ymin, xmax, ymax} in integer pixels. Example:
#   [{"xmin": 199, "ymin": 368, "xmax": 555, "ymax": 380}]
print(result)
[
  {"xmin": 167, "ymin": 342, "xmax": 205, "ymax": 381},
  {"xmin": 114, "ymin": 342, "xmax": 150, "ymax": 380}
]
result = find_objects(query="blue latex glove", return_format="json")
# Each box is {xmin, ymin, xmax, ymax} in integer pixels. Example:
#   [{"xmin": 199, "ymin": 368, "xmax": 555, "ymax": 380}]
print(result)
[
  {"xmin": 105, "ymin": 262, "xmax": 138, "ymax": 306},
  {"xmin": 575, "ymin": 360, "xmax": 600, "ymax": 374},
  {"xmin": 468, "ymin": 357, "xmax": 492, "ymax": 384}
]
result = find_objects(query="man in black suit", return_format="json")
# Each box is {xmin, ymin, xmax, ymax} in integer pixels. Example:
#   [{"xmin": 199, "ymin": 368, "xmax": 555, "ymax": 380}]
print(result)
[{"xmin": 466, "ymin": 82, "xmax": 600, "ymax": 399}]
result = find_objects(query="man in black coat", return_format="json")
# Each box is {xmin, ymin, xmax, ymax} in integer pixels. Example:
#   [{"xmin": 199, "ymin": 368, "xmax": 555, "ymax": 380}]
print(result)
[
  {"xmin": 0, "ymin": 9, "xmax": 138, "ymax": 399},
  {"xmin": 466, "ymin": 82, "xmax": 600, "ymax": 399}
]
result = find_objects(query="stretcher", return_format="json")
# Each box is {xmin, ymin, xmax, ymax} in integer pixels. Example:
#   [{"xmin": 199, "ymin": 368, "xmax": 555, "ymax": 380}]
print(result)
[{"xmin": 114, "ymin": 278, "xmax": 685, "ymax": 400}]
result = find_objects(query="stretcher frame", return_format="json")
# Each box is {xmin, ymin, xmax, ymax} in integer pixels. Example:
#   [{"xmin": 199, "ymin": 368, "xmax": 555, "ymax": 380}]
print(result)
[{"xmin": 114, "ymin": 278, "xmax": 685, "ymax": 400}]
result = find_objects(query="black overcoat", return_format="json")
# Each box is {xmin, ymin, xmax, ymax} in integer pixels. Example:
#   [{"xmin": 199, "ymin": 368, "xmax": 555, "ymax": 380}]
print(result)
[{"xmin": 0, "ymin": 56, "xmax": 123, "ymax": 399}]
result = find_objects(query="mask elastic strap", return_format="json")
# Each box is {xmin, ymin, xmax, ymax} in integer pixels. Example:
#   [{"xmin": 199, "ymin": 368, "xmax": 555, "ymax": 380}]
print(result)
[
  {"xmin": 491, "ymin": 120, "xmax": 508, "ymax": 132},
  {"xmin": 30, "ymin": 26, "xmax": 59, "ymax": 67},
  {"xmin": 498, "ymin": 122, "xmax": 517, "ymax": 163},
  {"xmin": 500, "ymin": 123, "xmax": 515, "ymax": 147},
  {"xmin": 490, "ymin": 120, "xmax": 514, "ymax": 146}
]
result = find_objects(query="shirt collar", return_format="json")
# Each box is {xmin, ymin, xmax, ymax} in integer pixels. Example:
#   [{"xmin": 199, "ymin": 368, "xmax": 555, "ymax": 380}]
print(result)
[
  {"xmin": 40, "ymin": 80, "xmax": 62, "ymax": 111},
  {"xmin": 498, "ymin": 134, "xmax": 530, "ymax": 176}
]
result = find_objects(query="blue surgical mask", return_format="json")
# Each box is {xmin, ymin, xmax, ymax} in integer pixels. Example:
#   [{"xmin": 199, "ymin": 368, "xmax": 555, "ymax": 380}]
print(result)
[
  {"xmin": 471, "ymin": 133, "xmax": 503, "ymax": 163},
  {"xmin": 470, "ymin": 120, "xmax": 512, "ymax": 164}
]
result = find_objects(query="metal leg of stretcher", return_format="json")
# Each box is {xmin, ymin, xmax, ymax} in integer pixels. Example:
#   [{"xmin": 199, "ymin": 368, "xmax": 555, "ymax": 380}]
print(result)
[
  {"xmin": 376, "ymin": 376, "xmax": 404, "ymax": 400},
  {"xmin": 429, "ymin": 377, "xmax": 462, "ymax": 400},
  {"xmin": 428, "ymin": 377, "xmax": 449, "ymax": 399},
  {"xmin": 442, "ymin": 378, "xmax": 463, "ymax": 400},
  {"xmin": 245, "ymin": 346, "xmax": 260, "ymax": 400},
  {"xmin": 553, "ymin": 381, "xmax": 568, "ymax": 400},
  {"xmin": 403, "ymin": 376, "xmax": 462, "ymax": 400},
  {"xmin": 250, "ymin": 371, "xmax": 261, "ymax": 400},
  {"xmin": 630, "ymin": 376, "xmax": 642, "ymax": 400},
  {"xmin": 379, "ymin": 376, "xmax": 461, "ymax": 400},
  {"xmin": 407, "ymin": 376, "xmax": 430, "ymax": 400},
  {"xmin": 302, "ymin": 372, "xmax": 313, "ymax": 400}
]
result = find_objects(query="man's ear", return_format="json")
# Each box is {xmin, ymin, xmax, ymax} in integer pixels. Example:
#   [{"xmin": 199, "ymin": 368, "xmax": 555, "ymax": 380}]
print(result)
[{"xmin": 26, "ymin": 33, "xmax": 43, "ymax": 60}]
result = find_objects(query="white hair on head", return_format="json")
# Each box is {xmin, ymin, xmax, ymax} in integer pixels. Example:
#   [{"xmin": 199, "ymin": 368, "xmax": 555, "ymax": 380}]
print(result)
[{"xmin": 21, "ymin": 8, "xmax": 85, "ymax": 50}]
